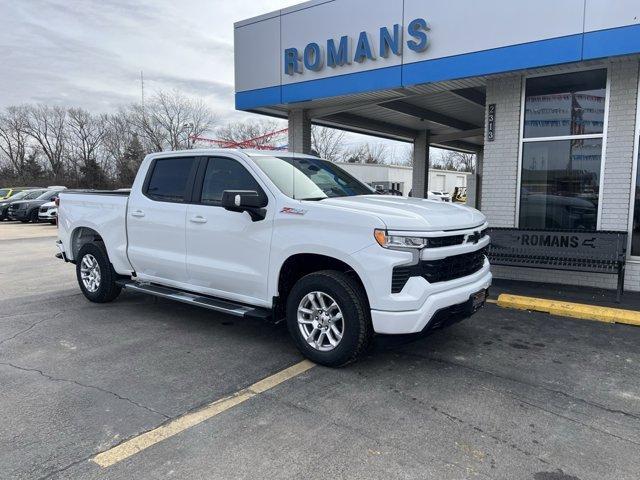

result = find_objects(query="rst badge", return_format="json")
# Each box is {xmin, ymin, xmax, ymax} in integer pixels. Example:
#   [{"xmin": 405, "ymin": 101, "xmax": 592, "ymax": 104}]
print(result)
[{"xmin": 280, "ymin": 207, "xmax": 307, "ymax": 215}]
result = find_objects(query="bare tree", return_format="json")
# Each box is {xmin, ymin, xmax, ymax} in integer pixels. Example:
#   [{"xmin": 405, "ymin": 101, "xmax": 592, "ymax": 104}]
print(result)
[
  {"xmin": 102, "ymin": 109, "xmax": 134, "ymax": 172},
  {"xmin": 129, "ymin": 90, "xmax": 216, "ymax": 151},
  {"xmin": 67, "ymin": 108, "xmax": 106, "ymax": 184},
  {"xmin": 0, "ymin": 89, "xmax": 218, "ymax": 187},
  {"xmin": 434, "ymin": 150, "xmax": 476, "ymax": 172},
  {"xmin": 401, "ymin": 145, "xmax": 414, "ymax": 166},
  {"xmin": 128, "ymin": 103, "xmax": 166, "ymax": 153},
  {"xmin": 311, "ymin": 126, "xmax": 345, "ymax": 161},
  {"xmin": 0, "ymin": 106, "xmax": 30, "ymax": 177},
  {"xmin": 23, "ymin": 105, "xmax": 68, "ymax": 179},
  {"xmin": 343, "ymin": 143, "xmax": 388, "ymax": 164},
  {"xmin": 216, "ymin": 119, "xmax": 283, "ymax": 149}
]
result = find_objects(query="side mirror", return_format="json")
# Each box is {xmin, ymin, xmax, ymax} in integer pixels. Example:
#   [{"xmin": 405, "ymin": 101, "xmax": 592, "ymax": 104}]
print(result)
[{"xmin": 221, "ymin": 190, "xmax": 267, "ymax": 221}]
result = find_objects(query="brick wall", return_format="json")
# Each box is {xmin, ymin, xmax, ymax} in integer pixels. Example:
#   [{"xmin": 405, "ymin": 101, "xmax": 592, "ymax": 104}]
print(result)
[
  {"xmin": 600, "ymin": 61, "xmax": 640, "ymax": 230},
  {"xmin": 481, "ymin": 75, "xmax": 522, "ymax": 227},
  {"xmin": 482, "ymin": 61, "xmax": 640, "ymax": 291}
]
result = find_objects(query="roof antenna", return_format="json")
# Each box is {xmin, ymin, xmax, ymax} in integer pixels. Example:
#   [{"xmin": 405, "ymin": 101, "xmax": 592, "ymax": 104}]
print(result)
[{"xmin": 140, "ymin": 70, "xmax": 145, "ymax": 110}]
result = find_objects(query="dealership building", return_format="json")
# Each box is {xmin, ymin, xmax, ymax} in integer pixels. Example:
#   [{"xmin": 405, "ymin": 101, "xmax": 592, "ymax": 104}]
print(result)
[{"xmin": 234, "ymin": 0, "xmax": 640, "ymax": 291}]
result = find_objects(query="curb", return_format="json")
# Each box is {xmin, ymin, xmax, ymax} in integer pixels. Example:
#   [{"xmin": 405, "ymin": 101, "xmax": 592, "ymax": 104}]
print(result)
[{"xmin": 496, "ymin": 294, "xmax": 640, "ymax": 327}]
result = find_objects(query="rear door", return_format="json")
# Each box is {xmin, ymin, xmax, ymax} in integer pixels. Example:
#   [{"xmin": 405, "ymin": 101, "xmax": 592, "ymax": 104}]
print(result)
[
  {"xmin": 127, "ymin": 156, "xmax": 197, "ymax": 284},
  {"xmin": 185, "ymin": 156, "xmax": 274, "ymax": 305}
]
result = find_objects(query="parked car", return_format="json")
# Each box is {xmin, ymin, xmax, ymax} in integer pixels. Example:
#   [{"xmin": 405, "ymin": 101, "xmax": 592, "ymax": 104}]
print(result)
[
  {"xmin": 0, "ymin": 186, "xmax": 42, "ymax": 200},
  {"xmin": 408, "ymin": 189, "xmax": 453, "ymax": 202},
  {"xmin": 0, "ymin": 189, "xmax": 48, "ymax": 221},
  {"xmin": 57, "ymin": 150, "xmax": 491, "ymax": 367},
  {"xmin": 38, "ymin": 201, "xmax": 58, "ymax": 224},
  {"xmin": 7, "ymin": 188, "xmax": 65, "ymax": 223}
]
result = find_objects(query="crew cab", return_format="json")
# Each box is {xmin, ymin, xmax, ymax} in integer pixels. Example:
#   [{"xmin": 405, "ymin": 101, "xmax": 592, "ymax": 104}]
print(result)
[{"xmin": 56, "ymin": 150, "xmax": 491, "ymax": 367}]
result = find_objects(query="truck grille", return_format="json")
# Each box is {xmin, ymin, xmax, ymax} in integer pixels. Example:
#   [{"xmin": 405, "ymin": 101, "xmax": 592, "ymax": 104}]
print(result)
[
  {"xmin": 427, "ymin": 235, "xmax": 465, "ymax": 248},
  {"xmin": 425, "ymin": 230, "xmax": 486, "ymax": 249},
  {"xmin": 391, "ymin": 248, "xmax": 487, "ymax": 293}
]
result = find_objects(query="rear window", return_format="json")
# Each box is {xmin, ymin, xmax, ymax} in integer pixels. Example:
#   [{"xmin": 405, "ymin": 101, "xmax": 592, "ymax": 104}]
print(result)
[
  {"xmin": 146, "ymin": 157, "xmax": 195, "ymax": 202},
  {"xmin": 36, "ymin": 190, "xmax": 59, "ymax": 200}
]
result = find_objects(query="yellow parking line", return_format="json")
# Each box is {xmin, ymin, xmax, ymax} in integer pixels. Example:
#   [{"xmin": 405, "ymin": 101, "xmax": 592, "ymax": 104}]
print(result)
[
  {"xmin": 497, "ymin": 294, "xmax": 640, "ymax": 326},
  {"xmin": 93, "ymin": 360, "xmax": 315, "ymax": 468}
]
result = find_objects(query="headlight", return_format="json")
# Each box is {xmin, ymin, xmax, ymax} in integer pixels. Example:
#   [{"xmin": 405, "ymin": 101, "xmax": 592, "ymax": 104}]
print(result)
[{"xmin": 374, "ymin": 229, "xmax": 429, "ymax": 249}]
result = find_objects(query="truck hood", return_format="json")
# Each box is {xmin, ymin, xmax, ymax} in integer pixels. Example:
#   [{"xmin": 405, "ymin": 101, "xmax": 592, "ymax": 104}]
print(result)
[{"xmin": 317, "ymin": 195, "xmax": 486, "ymax": 231}]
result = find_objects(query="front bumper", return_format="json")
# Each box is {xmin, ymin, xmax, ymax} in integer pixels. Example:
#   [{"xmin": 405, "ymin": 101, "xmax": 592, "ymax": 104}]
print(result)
[
  {"xmin": 371, "ymin": 268, "xmax": 492, "ymax": 334},
  {"xmin": 8, "ymin": 209, "xmax": 28, "ymax": 220},
  {"xmin": 39, "ymin": 210, "xmax": 57, "ymax": 220}
]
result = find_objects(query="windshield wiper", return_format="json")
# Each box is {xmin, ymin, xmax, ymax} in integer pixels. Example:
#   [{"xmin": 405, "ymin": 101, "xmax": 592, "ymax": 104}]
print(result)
[{"xmin": 300, "ymin": 197, "xmax": 328, "ymax": 201}]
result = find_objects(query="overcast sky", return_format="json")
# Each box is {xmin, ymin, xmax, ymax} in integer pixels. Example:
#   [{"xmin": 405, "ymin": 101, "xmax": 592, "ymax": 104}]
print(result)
[
  {"xmin": 0, "ymin": 0, "xmax": 412, "ymax": 155},
  {"xmin": 0, "ymin": 0, "xmax": 301, "ymax": 118}
]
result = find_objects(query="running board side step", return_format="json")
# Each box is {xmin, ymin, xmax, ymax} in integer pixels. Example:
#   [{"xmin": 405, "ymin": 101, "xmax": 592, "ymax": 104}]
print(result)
[{"xmin": 116, "ymin": 280, "xmax": 271, "ymax": 320}]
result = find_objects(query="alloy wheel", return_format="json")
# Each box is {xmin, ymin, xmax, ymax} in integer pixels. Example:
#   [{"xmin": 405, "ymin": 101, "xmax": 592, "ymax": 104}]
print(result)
[
  {"xmin": 80, "ymin": 254, "xmax": 101, "ymax": 293},
  {"xmin": 297, "ymin": 291, "xmax": 345, "ymax": 352}
]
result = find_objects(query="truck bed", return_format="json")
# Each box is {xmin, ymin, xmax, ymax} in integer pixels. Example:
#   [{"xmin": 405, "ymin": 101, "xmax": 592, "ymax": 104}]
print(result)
[{"xmin": 57, "ymin": 191, "xmax": 133, "ymax": 274}]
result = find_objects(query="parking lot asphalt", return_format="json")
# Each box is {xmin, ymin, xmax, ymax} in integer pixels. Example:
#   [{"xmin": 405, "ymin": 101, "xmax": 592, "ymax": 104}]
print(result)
[{"xmin": 1, "ymin": 222, "xmax": 639, "ymax": 480}]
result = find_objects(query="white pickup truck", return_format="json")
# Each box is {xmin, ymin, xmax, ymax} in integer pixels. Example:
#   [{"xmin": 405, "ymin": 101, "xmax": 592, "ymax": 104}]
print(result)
[{"xmin": 57, "ymin": 150, "xmax": 491, "ymax": 366}]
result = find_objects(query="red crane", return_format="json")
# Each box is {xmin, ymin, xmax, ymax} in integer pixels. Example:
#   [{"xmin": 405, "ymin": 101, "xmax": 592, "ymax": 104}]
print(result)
[{"xmin": 190, "ymin": 128, "xmax": 289, "ymax": 150}]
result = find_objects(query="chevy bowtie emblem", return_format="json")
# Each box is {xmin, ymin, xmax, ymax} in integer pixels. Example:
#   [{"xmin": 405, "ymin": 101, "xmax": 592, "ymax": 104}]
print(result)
[{"xmin": 468, "ymin": 231, "xmax": 481, "ymax": 244}]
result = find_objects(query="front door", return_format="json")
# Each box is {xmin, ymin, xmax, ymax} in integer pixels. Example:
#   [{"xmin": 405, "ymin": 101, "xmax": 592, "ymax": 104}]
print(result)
[
  {"xmin": 185, "ymin": 156, "xmax": 273, "ymax": 306},
  {"xmin": 127, "ymin": 156, "xmax": 197, "ymax": 284}
]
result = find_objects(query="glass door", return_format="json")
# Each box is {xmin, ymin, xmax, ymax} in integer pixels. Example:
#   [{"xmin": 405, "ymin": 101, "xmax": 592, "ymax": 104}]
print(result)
[{"xmin": 630, "ymin": 74, "xmax": 640, "ymax": 256}]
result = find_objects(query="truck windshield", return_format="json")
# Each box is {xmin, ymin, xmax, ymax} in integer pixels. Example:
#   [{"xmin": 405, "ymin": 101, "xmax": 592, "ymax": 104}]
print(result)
[{"xmin": 250, "ymin": 155, "xmax": 375, "ymax": 200}]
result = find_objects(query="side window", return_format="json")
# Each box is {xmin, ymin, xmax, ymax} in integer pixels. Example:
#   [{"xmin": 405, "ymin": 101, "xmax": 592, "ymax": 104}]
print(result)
[
  {"xmin": 146, "ymin": 157, "xmax": 195, "ymax": 202},
  {"xmin": 200, "ymin": 157, "xmax": 263, "ymax": 206}
]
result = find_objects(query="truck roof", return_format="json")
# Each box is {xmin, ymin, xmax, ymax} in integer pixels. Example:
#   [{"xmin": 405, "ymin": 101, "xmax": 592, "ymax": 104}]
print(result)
[{"xmin": 145, "ymin": 149, "xmax": 320, "ymax": 160}]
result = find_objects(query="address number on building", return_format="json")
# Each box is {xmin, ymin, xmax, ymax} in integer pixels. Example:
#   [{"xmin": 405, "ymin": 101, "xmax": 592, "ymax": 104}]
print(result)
[{"xmin": 487, "ymin": 104, "xmax": 496, "ymax": 142}]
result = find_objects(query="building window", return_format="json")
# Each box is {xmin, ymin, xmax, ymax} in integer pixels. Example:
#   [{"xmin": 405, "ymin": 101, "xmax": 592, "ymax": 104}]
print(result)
[
  {"xmin": 631, "ymin": 75, "xmax": 640, "ymax": 257},
  {"xmin": 633, "ymin": 144, "xmax": 640, "ymax": 256},
  {"xmin": 519, "ymin": 69, "xmax": 607, "ymax": 230}
]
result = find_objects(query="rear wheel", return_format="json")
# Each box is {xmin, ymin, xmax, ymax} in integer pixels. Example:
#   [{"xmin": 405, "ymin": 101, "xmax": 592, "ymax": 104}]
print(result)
[
  {"xmin": 286, "ymin": 270, "xmax": 372, "ymax": 367},
  {"xmin": 29, "ymin": 209, "xmax": 39, "ymax": 223},
  {"xmin": 76, "ymin": 243, "xmax": 122, "ymax": 303}
]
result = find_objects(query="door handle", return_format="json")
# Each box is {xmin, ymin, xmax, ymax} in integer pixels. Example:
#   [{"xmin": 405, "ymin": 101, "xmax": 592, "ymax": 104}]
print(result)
[
  {"xmin": 190, "ymin": 215, "xmax": 207, "ymax": 224},
  {"xmin": 130, "ymin": 210, "xmax": 145, "ymax": 218}
]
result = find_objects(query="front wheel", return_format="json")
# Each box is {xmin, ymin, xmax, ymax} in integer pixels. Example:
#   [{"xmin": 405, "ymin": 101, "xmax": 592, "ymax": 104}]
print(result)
[
  {"xmin": 29, "ymin": 209, "xmax": 39, "ymax": 223},
  {"xmin": 286, "ymin": 270, "xmax": 373, "ymax": 367},
  {"xmin": 76, "ymin": 243, "xmax": 122, "ymax": 303}
]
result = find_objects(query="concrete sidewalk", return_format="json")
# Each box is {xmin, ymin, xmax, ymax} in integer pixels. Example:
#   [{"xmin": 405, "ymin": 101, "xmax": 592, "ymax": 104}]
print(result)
[{"xmin": 490, "ymin": 278, "xmax": 640, "ymax": 311}]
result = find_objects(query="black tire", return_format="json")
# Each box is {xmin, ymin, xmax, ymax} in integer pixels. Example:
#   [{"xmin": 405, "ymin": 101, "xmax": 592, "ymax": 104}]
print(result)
[
  {"xmin": 76, "ymin": 243, "xmax": 122, "ymax": 303},
  {"xmin": 29, "ymin": 209, "xmax": 39, "ymax": 223},
  {"xmin": 286, "ymin": 270, "xmax": 373, "ymax": 367}
]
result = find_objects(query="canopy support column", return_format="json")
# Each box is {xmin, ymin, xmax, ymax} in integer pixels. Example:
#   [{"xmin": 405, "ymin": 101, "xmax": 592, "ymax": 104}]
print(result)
[
  {"xmin": 288, "ymin": 109, "xmax": 312, "ymax": 154},
  {"xmin": 411, "ymin": 130, "xmax": 430, "ymax": 198}
]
